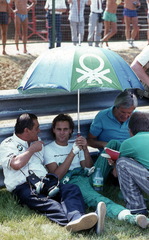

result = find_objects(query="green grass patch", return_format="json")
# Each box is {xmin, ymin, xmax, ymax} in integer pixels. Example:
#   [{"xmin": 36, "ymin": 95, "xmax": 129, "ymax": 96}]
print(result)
[{"xmin": 0, "ymin": 184, "xmax": 149, "ymax": 240}]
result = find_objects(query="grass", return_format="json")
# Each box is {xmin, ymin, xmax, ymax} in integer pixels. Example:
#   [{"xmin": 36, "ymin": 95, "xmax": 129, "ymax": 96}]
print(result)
[{"xmin": 0, "ymin": 183, "xmax": 149, "ymax": 240}]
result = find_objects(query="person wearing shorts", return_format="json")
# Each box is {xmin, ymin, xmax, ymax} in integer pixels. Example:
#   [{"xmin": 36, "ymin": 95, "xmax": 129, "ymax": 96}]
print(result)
[
  {"xmin": 100, "ymin": 0, "xmax": 123, "ymax": 49},
  {"xmin": 0, "ymin": 0, "xmax": 11, "ymax": 55},
  {"xmin": 123, "ymin": 0, "xmax": 141, "ymax": 48},
  {"xmin": 9, "ymin": 0, "xmax": 37, "ymax": 55}
]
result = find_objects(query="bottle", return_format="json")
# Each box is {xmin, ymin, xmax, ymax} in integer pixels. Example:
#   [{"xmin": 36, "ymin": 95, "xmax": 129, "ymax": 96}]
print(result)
[{"xmin": 93, "ymin": 168, "xmax": 103, "ymax": 192}]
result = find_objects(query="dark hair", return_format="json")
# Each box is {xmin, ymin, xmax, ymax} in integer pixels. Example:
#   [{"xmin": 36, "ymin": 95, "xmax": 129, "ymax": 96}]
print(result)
[
  {"xmin": 114, "ymin": 90, "xmax": 138, "ymax": 109},
  {"xmin": 15, "ymin": 113, "xmax": 37, "ymax": 134},
  {"xmin": 129, "ymin": 112, "xmax": 149, "ymax": 135},
  {"xmin": 51, "ymin": 113, "xmax": 74, "ymax": 139}
]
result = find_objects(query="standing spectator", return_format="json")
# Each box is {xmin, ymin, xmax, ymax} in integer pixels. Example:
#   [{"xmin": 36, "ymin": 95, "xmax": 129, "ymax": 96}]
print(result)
[
  {"xmin": 100, "ymin": 0, "xmax": 123, "ymax": 49},
  {"xmin": 123, "ymin": 0, "xmax": 141, "ymax": 48},
  {"xmin": 10, "ymin": 0, "xmax": 37, "ymax": 55},
  {"xmin": 146, "ymin": 0, "xmax": 149, "ymax": 45},
  {"xmin": 0, "ymin": 0, "xmax": 11, "ymax": 55},
  {"xmin": 44, "ymin": 0, "xmax": 67, "ymax": 49},
  {"xmin": 68, "ymin": 0, "xmax": 91, "ymax": 46},
  {"xmin": 87, "ymin": 0, "xmax": 103, "ymax": 47},
  {"xmin": 131, "ymin": 45, "xmax": 149, "ymax": 98}
]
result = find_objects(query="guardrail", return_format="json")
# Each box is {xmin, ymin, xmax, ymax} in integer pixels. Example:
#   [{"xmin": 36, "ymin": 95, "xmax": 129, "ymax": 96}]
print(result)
[{"xmin": 0, "ymin": 88, "xmax": 149, "ymax": 188}]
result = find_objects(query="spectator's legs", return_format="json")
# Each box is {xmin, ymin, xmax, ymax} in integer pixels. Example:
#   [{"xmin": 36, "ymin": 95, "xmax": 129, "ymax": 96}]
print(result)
[
  {"xmin": 70, "ymin": 21, "xmax": 78, "ymax": 45},
  {"xmin": 1, "ymin": 24, "xmax": 8, "ymax": 55},
  {"xmin": 94, "ymin": 22, "xmax": 103, "ymax": 47},
  {"xmin": 78, "ymin": 21, "xmax": 84, "ymax": 43},
  {"xmin": 14, "ymin": 14, "xmax": 21, "ymax": 51},
  {"xmin": 124, "ymin": 15, "xmax": 131, "ymax": 40},
  {"xmin": 131, "ymin": 16, "xmax": 138, "ymax": 40},
  {"xmin": 22, "ymin": 17, "xmax": 28, "ymax": 53},
  {"xmin": 88, "ymin": 13, "xmax": 97, "ymax": 46},
  {"xmin": 101, "ymin": 21, "xmax": 117, "ymax": 47},
  {"xmin": 47, "ymin": 13, "xmax": 52, "ymax": 49},
  {"xmin": 55, "ymin": 14, "xmax": 61, "ymax": 47},
  {"xmin": 116, "ymin": 157, "xmax": 149, "ymax": 215}
]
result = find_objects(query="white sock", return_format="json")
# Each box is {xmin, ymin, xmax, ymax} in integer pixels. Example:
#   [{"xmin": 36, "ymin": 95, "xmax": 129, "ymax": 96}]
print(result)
[{"xmin": 118, "ymin": 210, "xmax": 131, "ymax": 221}]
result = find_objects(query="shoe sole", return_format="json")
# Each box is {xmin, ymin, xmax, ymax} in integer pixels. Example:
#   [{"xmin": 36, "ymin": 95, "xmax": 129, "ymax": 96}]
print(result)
[
  {"xmin": 66, "ymin": 213, "xmax": 97, "ymax": 232},
  {"xmin": 137, "ymin": 215, "xmax": 148, "ymax": 229},
  {"xmin": 96, "ymin": 202, "xmax": 106, "ymax": 234}
]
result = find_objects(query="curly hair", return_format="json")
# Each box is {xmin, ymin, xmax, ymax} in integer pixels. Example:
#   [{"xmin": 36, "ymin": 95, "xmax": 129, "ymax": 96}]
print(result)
[{"xmin": 51, "ymin": 113, "xmax": 74, "ymax": 139}]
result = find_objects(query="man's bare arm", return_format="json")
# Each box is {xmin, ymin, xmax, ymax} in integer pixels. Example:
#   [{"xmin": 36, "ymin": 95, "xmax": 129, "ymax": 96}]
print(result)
[
  {"xmin": 131, "ymin": 60, "xmax": 149, "ymax": 87},
  {"xmin": 46, "ymin": 150, "xmax": 76, "ymax": 180},
  {"xmin": 10, "ymin": 141, "xmax": 44, "ymax": 170},
  {"xmin": 87, "ymin": 132, "xmax": 108, "ymax": 149},
  {"xmin": 27, "ymin": 0, "xmax": 37, "ymax": 12}
]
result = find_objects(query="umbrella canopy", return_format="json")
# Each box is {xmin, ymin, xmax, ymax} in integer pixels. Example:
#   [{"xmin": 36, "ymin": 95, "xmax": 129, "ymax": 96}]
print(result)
[{"xmin": 18, "ymin": 46, "xmax": 144, "ymax": 91}]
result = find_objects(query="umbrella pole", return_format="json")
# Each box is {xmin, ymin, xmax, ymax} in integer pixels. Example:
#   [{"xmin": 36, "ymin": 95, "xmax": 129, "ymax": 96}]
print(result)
[
  {"xmin": 79, "ymin": 33, "xmax": 81, "ymax": 46},
  {"xmin": 77, "ymin": 89, "xmax": 80, "ymax": 136}
]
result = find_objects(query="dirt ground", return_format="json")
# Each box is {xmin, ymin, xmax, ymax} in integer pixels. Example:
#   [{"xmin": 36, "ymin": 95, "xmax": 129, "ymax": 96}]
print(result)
[{"xmin": 0, "ymin": 41, "xmax": 148, "ymax": 90}]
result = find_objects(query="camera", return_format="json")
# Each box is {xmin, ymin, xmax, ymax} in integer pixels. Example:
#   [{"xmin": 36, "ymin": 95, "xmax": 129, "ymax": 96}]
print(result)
[{"xmin": 26, "ymin": 171, "xmax": 59, "ymax": 198}]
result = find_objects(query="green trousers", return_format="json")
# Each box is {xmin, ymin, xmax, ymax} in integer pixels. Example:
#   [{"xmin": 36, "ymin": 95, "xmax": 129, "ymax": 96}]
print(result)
[{"xmin": 61, "ymin": 140, "xmax": 125, "ymax": 219}]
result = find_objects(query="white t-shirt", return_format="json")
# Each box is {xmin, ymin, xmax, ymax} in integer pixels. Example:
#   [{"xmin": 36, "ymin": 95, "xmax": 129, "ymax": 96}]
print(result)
[
  {"xmin": 44, "ymin": 141, "xmax": 85, "ymax": 170},
  {"xmin": 0, "ymin": 133, "xmax": 47, "ymax": 192},
  {"xmin": 44, "ymin": 0, "xmax": 67, "ymax": 14},
  {"xmin": 90, "ymin": 0, "xmax": 103, "ymax": 13},
  {"xmin": 135, "ymin": 45, "xmax": 149, "ymax": 68}
]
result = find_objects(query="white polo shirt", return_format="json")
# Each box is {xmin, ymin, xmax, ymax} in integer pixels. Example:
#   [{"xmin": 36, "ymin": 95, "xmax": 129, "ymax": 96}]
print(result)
[{"xmin": 0, "ymin": 133, "xmax": 47, "ymax": 192}]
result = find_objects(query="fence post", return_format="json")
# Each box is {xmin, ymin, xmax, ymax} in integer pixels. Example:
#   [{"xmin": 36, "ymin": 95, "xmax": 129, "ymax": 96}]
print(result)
[{"xmin": 52, "ymin": 0, "xmax": 55, "ymax": 48}]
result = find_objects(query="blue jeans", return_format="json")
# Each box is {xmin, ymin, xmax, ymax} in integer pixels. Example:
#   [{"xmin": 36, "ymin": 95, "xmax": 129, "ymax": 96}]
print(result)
[
  {"xmin": 47, "ymin": 13, "xmax": 62, "ymax": 49},
  {"xmin": 12, "ymin": 182, "xmax": 85, "ymax": 226}
]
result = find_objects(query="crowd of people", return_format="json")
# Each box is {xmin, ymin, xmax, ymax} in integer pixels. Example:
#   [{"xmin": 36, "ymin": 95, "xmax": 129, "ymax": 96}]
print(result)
[
  {"xmin": 1, "ymin": 90, "xmax": 149, "ymax": 234},
  {"xmin": 1, "ymin": 0, "xmax": 149, "ymax": 235},
  {"xmin": 0, "ymin": 0, "xmax": 149, "ymax": 54}
]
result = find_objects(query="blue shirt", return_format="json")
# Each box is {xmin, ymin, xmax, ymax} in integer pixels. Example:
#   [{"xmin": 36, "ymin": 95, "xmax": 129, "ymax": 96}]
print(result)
[{"xmin": 89, "ymin": 106, "xmax": 130, "ymax": 145}]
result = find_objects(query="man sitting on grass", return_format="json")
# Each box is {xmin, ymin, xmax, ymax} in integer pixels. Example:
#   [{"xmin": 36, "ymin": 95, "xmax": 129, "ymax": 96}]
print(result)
[
  {"xmin": 44, "ymin": 113, "xmax": 149, "ymax": 230},
  {"xmin": 116, "ymin": 111, "xmax": 149, "ymax": 217},
  {"xmin": 0, "ymin": 113, "xmax": 99, "ymax": 233}
]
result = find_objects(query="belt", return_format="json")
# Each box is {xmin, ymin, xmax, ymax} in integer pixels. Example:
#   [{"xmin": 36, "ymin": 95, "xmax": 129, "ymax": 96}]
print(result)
[
  {"xmin": 92, "ymin": 12, "xmax": 102, "ymax": 14},
  {"xmin": 49, "ymin": 11, "xmax": 61, "ymax": 15}
]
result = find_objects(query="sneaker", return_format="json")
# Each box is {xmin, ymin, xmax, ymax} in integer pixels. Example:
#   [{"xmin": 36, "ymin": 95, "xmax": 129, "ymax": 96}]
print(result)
[
  {"xmin": 105, "ymin": 46, "xmax": 111, "ymax": 50},
  {"xmin": 66, "ymin": 212, "xmax": 98, "ymax": 232},
  {"xmin": 96, "ymin": 202, "xmax": 106, "ymax": 234},
  {"xmin": 127, "ymin": 41, "xmax": 133, "ymax": 48},
  {"xmin": 125, "ymin": 214, "xmax": 148, "ymax": 229},
  {"xmin": 24, "ymin": 51, "xmax": 31, "ymax": 55},
  {"xmin": 16, "ymin": 50, "xmax": 20, "ymax": 55},
  {"xmin": 131, "ymin": 42, "xmax": 138, "ymax": 48}
]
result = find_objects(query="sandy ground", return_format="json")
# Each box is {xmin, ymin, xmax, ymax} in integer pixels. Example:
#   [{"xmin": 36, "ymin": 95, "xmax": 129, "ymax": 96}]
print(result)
[
  {"xmin": 0, "ymin": 40, "xmax": 148, "ymax": 56},
  {"xmin": 0, "ymin": 40, "xmax": 148, "ymax": 90}
]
